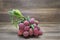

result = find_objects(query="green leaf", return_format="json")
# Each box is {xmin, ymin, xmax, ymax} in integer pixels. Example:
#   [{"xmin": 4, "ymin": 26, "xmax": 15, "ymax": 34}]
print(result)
[
  {"xmin": 26, "ymin": 16, "xmax": 30, "ymax": 21},
  {"xmin": 8, "ymin": 11, "xmax": 14, "ymax": 16},
  {"xmin": 30, "ymin": 24, "xmax": 34, "ymax": 29},
  {"xmin": 12, "ymin": 9, "xmax": 24, "ymax": 18},
  {"xmin": 8, "ymin": 9, "xmax": 25, "ymax": 28}
]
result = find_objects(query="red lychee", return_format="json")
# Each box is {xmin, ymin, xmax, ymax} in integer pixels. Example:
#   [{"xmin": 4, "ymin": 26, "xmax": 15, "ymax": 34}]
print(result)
[
  {"xmin": 23, "ymin": 31, "xmax": 29, "ymax": 37},
  {"xmin": 29, "ymin": 18, "xmax": 35, "ymax": 24},
  {"xmin": 24, "ymin": 20, "xmax": 29, "ymax": 26},
  {"xmin": 19, "ymin": 23, "xmax": 25, "ymax": 29},
  {"xmin": 18, "ymin": 29, "xmax": 24, "ymax": 36},
  {"xmin": 38, "ymin": 30, "xmax": 43, "ymax": 36},
  {"xmin": 29, "ymin": 28, "xmax": 33, "ymax": 36},
  {"xmin": 24, "ymin": 26, "xmax": 30, "ymax": 31},
  {"xmin": 33, "ymin": 28, "xmax": 39, "ymax": 36}
]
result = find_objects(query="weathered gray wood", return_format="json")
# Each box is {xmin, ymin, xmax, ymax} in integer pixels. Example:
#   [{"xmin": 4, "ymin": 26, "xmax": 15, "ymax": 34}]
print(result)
[
  {"xmin": 0, "ymin": 0, "xmax": 60, "ymax": 23},
  {"xmin": 0, "ymin": 8, "xmax": 60, "ymax": 23},
  {"xmin": 0, "ymin": 0, "xmax": 60, "ymax": 10}
]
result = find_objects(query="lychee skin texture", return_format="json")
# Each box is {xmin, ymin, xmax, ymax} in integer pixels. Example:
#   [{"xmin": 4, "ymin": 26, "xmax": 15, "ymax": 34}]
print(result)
[
  {"xmin": 24, "ymin": 20, "xmax": 29, "ymax": 26},
  {"xmin": 18, "ymin": 30, "xmax": 23, "ymax": 36},
  {"xmin": 35, "ymin": 26, "xmax": 40, "ymax": 30},
  {"xmin": 19, "ymin": 23, "xmax": 25, "ymax": 29},
  {"xmin": 23, "ymin": 31, "xmax": 29, "ymax": 37},
  {"xmin": 37, "ymin": 27, "xmax": 40, "ymax": 30},
  {"xmin": 33, "ymin": 24, "xmax": 37, "ymax": 27},
  {"xmin": 29, "ymin": 28, "xmax": 33, "ymax": 36},
  {"xmin": 24, "ymin": 26, "xmax": 30, "ymax": 31},
  {"xmin": 33, "ymin": 24, "xmax": 38, "ymax": 28},
  {"xmin": 29, "ymin": 18, "xmax": 35, "ymax": 24},
  {"xmin": 33, "ymin": 24, "xmax": 40, "ymax": 30},
  {"xmin": 33, "ymin": 28, "xmax": 39, "ymax": 36},
  {"xmin": 20, "ymin": 29, "xmax": 24, "ymax": 33},
  {"xmin": 39, "ymin": 30, "xmax": 43, "ymax": 36}
]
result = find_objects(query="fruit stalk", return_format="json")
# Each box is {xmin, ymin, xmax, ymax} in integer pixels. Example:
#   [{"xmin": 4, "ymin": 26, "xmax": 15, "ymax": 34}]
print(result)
[{"xmin": 8, "ymin": 9, "xmax": 25, "ymax": 28}]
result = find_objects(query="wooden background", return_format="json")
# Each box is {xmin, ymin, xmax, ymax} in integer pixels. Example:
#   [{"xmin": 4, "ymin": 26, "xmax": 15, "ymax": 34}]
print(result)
[
  {"xmin": 0, "ymin": 0, "xmax": 60, "ymax": 40},
  {"xmin": 0, "ymin": 0, "xmax": 60, "ymax": 23}
]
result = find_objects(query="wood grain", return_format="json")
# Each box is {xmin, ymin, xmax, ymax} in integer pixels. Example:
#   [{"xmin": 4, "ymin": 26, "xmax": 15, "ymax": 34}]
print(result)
[{"xmin": 0, "ymin": 8, "xmax": 60, "ymax": 23}]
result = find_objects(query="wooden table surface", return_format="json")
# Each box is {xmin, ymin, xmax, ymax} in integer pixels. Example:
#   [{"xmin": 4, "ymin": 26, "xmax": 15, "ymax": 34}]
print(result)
[{"xmin": 0, "ymin": 22, "xmax": 60, "ymax": 40}]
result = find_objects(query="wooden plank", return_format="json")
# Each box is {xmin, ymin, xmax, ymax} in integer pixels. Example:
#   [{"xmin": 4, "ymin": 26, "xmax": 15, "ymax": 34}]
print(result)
[{"xmin": 0, "ymin": 8, "xmax": 60, "ymax": 23}]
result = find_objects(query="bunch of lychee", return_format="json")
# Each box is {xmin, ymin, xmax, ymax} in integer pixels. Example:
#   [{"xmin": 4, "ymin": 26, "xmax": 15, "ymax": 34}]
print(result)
[{"xmin": 18, "ymin": 18, "xmax": 43, "ymax": 38}]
